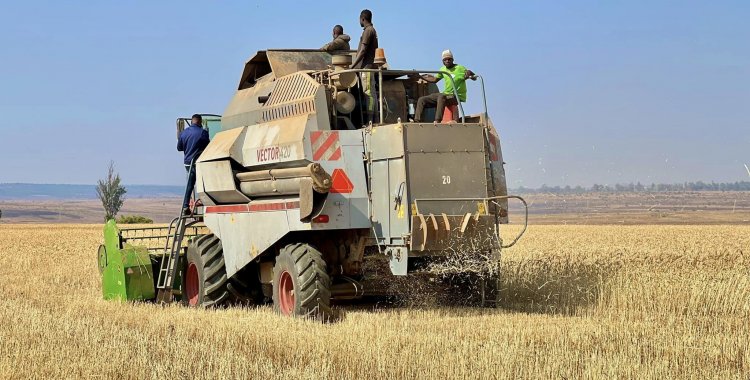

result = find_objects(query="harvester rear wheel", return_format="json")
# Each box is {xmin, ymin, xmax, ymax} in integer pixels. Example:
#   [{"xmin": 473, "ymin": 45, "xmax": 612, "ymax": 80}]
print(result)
[
  {"xmin": 272, "ymin": 243, "xmax": 333, "ymax": 320},
  {"xmin": 182, "ymin": 234, "xmax": 230, "ymax": 307}
]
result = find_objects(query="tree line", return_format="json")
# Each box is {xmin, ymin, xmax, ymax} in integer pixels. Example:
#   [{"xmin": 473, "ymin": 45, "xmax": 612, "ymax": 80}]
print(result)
[{"xmin": 512, "ymin": 181, "xmax": 750, "ymax": 194}]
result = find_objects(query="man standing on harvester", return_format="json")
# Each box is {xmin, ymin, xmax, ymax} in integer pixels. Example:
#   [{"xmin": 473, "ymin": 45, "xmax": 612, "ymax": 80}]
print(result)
[
  {"xmin": 414, "ymin": 50, "xmax": 476, "ymax": 123},
  {"xmin": 351, "ymin": 9, "xmax": 378, "ymax": 123},
  {"xmin": 177, "ymin": 114, "xmax": 209, "ymax": 216}
]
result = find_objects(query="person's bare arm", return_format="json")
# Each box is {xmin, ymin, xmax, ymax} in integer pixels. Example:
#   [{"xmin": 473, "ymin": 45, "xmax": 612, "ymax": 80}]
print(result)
[
  {"xmin": 351, "ymin": 43, "xmax": 367, "ymax": 68},
  {"xmin": 422, "ymin": 74, "xmax": 441, "ymax": 83},
  {"xmin": 409, "ymin": 73, "xmax": 441, "ymax": 83}
]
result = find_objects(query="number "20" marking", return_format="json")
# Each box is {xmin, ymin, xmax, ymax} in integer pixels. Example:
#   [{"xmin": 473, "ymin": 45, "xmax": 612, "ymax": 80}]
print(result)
[{"xmin": 442, "ymin": 175, "xmax": 451, "ymax": 184}]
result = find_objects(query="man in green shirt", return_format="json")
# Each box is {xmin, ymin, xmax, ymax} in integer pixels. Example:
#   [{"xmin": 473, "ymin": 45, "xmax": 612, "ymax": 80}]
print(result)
[{"xmin": 413, "ymin": 50, "xmax": 476, "ymax": 123}]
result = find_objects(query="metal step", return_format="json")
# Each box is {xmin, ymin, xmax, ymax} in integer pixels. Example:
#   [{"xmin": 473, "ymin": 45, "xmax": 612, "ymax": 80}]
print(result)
[{"xmin": 156, "ymin": 161, "xmax": 201, "ymax": 303}]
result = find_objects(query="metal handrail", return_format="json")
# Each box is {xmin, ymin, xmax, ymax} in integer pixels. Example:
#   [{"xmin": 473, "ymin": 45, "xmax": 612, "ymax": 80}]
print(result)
[
  {"xmin": 120, "ymin": 224, "xmax": 207, "ymax": 252},
  {"xmin": 475, "ymin": 75, "xmax": 488, "ymax": 120},
  {"xmin": 327, "ymin": 69, "xmax": 469, "ymax": 123},
  {"xmin": 490, "ymin": 195, "xmax": 528, "ymax": 248},
  {"xmin": 120, "ymin": 225, "xmax": 205, "ymax": 235}
]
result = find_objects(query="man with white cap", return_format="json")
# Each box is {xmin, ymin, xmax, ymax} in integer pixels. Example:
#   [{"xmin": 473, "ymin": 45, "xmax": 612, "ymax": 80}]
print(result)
[{"xmin": 413, "ymin": 49, "xmax": 475, "ymax": 123}]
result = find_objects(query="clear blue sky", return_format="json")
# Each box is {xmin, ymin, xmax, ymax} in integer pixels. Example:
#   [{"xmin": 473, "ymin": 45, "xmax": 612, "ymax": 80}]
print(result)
[{"xmin": 1, "ymin": 1, "xmax": 748, "ymax": 188}]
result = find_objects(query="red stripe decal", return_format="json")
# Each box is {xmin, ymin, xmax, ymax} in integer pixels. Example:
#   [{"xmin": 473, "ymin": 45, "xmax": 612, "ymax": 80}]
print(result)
[
  {"xmin": 328, "ymin": 147, "xmax": 342, "ymax": 161},
  {"xmin": 248, "ymin": 201, "xmax": 301, "ymax": 212},
  {"xmin": 205, "ymin": 205, "xmax": 249, "ymax": 213},
  {"xmin": 310, "ymin": 131, "xmax": 323, "ymax": 144},
  {"xmin": 205, "ymin": 201, "xmax": 300, "ymax": 214},
  {"xmin": 313, "ymin": 132, "xmax": 338, "ymax": 160}
]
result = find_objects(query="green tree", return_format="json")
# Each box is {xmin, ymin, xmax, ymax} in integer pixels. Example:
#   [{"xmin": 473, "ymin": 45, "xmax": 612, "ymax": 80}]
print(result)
[{"xmin": 96, "ymin": 161, "xmax": 127, "ymax": 222}]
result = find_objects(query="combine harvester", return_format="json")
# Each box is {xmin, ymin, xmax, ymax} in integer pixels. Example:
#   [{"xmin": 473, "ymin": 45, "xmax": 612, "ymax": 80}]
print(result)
[{"xmin": 98, "ymin": 49, "xmax": 527, "ymax": 319}]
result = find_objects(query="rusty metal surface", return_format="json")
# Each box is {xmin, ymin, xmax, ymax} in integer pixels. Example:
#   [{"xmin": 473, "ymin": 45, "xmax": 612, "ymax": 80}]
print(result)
[
  {"xmin": 368, "ymin": 123, "xmax": 405, "ymax": 161},
  {"xmin": 204, "ymin": 206, "xmax": 292, "ymax": 277},
  {"xmin": 197, "ymin": 160, "xmax": 251, "ymax": 204},
  {"xmin": 236, "ymin": 166, "xmax": 312, "ymax": 181},
  {"xmin": 404, "ymin": 124, "xmax": 488, "ymax": 215},
  {"xmin": 381, "ymin": 80, "xmax": 407, "ymax": 123},
  {"xmin": 409, "ymin": 214, "xmax": 497, "ymax": 252},
  {"xmin": 198, "ymin": 125, "xmax": 246, "ymax": 163},
  {"xmin": 238, "ymin": 51, "xmax": 272, "ymax": 90},
  {"xmin": 239, "ymin": 177, "xmax": 305, "ymax": 196},
  {"xmin": 266, "ymin": 50, "xmax": 334, "ymax": 78},
  {"xmin": 264, "ymin": 72, "xmax": 319, "ymax": 107},
  {"xmin": 261, "ymin": 72, "xmax": 322, "ymax": 123},
  {"xmin": 485, "ymin": 118, "xmax": 509, "ymax": 224},
  {"xmin": 223, "ymin": 75, "xmax": 275, "ymax": 129},
  {"xmin": 404, "ymin": 123, "xmax": 485, "ymax": 152},
  {"xmin": 236, "ymin": 163, "xmax": 332, "ymax": 194}
]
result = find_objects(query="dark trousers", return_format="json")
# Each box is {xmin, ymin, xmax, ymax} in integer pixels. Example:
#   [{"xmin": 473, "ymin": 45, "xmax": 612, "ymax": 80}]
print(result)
[
  {"xmin": 415, "ymin": 93, "xmax": 458, "ymax": 122},
  {"xmin": 183, "ymin": 164, "xmax": 196, "ymax": 209}
]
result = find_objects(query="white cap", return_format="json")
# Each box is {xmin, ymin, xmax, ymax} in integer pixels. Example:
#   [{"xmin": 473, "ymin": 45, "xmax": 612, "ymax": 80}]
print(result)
[{"xmin": 441, "ymin": 49, "xmax": 453, "ymax": 59}]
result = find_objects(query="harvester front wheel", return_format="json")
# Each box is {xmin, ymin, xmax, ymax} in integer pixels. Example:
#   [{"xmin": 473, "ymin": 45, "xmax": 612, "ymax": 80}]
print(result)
[
  {"xmin": 272, "ymin": 243, "xmax": 333, "ymax": 320},
  {"xmin": 182, "ymin": 234, "xmax": 230, "ymax": 307}
]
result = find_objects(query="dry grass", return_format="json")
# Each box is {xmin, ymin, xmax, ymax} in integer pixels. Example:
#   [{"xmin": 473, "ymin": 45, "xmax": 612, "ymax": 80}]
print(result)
[{"xmin": 0, "ymin": 224, "xmax": 748, "ymax": 379}]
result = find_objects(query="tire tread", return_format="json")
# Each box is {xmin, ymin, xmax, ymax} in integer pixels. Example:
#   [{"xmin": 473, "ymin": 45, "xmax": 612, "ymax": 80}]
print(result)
[{"xmin": 274, "ymin": 243, "xmax": 333, "ymax": 321}]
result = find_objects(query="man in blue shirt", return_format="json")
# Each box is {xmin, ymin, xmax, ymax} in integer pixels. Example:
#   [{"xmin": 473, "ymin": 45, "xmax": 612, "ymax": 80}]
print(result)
[{"xmin": 177, "ymin": 114, "xmax": 210, "ymax": 215}]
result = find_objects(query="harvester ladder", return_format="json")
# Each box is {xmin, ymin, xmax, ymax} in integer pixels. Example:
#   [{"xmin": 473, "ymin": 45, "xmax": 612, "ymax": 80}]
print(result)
[
  {"xmin": 155, "ymin": 162, "xmax": 199, "ymax": 303},
  {"xmin": 155, "ymin": 215, "xmax": 189, "ymax": 302}
]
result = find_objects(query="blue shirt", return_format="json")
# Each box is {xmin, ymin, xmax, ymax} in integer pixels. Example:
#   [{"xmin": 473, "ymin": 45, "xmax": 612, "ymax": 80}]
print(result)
[{"xmin": 177, "ymin": 124, "xmax": 210, "ymax": 165}]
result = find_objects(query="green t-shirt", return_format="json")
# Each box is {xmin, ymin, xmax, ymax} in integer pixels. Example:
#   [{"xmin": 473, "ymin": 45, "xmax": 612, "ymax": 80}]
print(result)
[{"xmin": 435, "ymin": 64, "xmax": 468, "ymax": 102}]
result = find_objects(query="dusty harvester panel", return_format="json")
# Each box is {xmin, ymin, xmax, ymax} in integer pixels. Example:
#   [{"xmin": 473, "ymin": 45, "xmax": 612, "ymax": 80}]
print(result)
[{"xmin": 368, "ymin": 122, "xmax": 494, "ymax": 247}]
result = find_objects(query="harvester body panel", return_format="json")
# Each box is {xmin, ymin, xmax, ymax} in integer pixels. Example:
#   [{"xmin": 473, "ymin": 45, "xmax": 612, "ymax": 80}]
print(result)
[
  {"xmin": 365, "ymin": 122, "xmax": 506, "ymax": 273},
  {"xmin": 101, "ymin": 220, "xmax": 155, "ymax": 301},
  {"xmin": 203, "ymin": 202, "xmax": 295, "ymax": 277},
  {"xmin": 99, "ymin": 220, "xmax": 206, "ymax": 302},
  {"xmin": 200, "ymin": 123, "xmax": 371, "ymax": 277}
]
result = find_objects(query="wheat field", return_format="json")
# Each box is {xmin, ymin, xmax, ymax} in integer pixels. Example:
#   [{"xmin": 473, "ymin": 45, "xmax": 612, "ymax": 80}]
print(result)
[{"xmin": 0, "ymin": 224, "xmax": 748, "ymax": 379}]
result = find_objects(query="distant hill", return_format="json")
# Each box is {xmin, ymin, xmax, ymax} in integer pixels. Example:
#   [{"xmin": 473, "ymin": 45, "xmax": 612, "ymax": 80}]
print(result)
[
  {"xmin": 3, "ymin": 180, "xmax": 748, "ymax": 201},
  {"xmin": 510, "ymin": 181, "xmax": 750, "ymax": 194},
  {"xmin": 0, "ymin": 183, "xmax": 183, "ymax": 200}
]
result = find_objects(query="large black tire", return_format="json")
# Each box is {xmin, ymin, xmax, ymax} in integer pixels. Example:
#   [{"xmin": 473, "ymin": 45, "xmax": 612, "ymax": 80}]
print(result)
[
  {"xmin": 182, "ymin": 234, "xmax": 230, "ymax": 307},
  {"xmin": 272, "ymin": 243, "xmax": 333, "ymax": 320}
]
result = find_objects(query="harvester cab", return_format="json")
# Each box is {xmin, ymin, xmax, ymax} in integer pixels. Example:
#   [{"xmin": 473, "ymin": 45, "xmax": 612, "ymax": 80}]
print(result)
[
  {"xmin": 176, "ymin": 114, "xmax": 222, "ymax": 140},
  {"xmin": 98, "ymin": 48, "xmax": 528, "ymax": 319}
]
